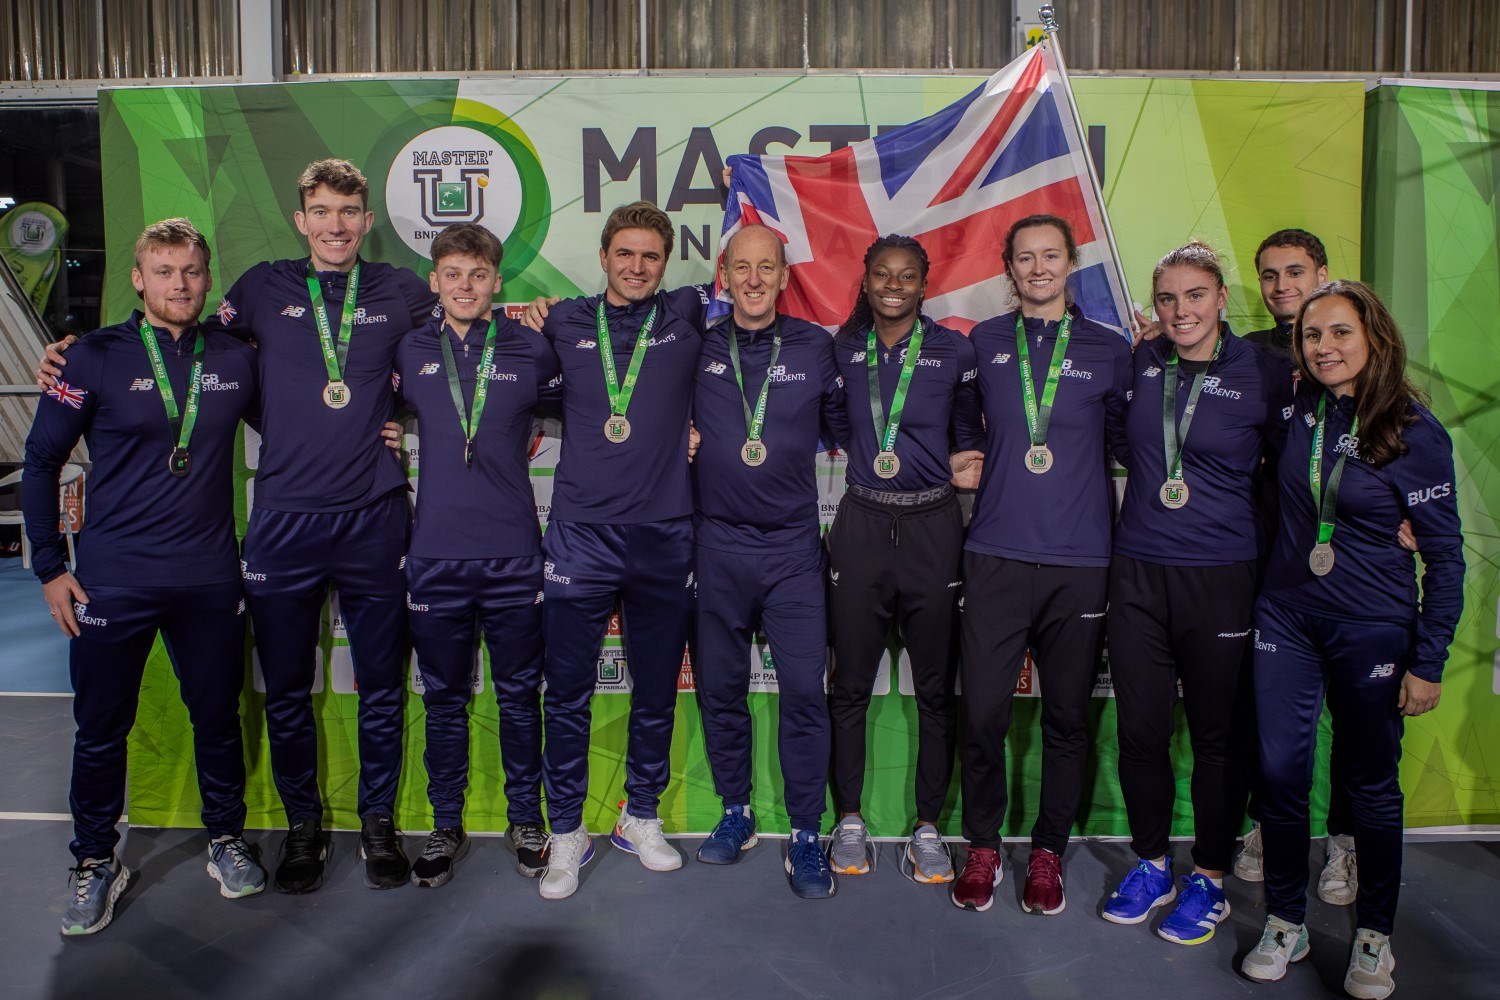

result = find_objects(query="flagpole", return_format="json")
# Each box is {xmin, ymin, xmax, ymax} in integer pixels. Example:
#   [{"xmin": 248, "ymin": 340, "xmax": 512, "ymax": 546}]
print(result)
[{"xmin": 1038, "ymin": 4, "xmax": 1135, "ymax": 329}]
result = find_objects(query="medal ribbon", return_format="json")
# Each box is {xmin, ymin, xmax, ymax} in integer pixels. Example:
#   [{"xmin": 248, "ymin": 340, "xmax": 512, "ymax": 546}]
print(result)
[
  {"xmin": 866, "ymin": 319, "xmax": 926, "ymax": 454},
  {"xmin": 1310, "ymin": 395, "xmax": 1360, "ymax": 546},
  {"xmin": 1014, "ymin": 312, "xmax": 1073, "ymax": 447},
  {"xmin": 1161, "ymin": 335, "xmax": 1224, "ymax": 481},
  {"xmin": 595, "ymin": 299, "xmax": 658, "ymax": 418},
  {"xmin": 305, "ymin": 260, "xmax": 361, "ymax": 383},
  {"xmin": 439, "ymin": 319, "xmax": 498, "ymax": 454},
  {"xmin": 727, "ymin": 321, "xmax": 782, "ymax": 444},
  {"xmin": 138, "ymin": 318, "xmax": 204, "ymax": 455}
]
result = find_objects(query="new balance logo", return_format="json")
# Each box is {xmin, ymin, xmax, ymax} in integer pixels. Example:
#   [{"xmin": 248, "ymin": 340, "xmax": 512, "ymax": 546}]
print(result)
[
  {"xmin": 705, "ymin": 361, "xmax": 727, "ymax": 375},
  {"xmin": 280, "ymin": 305, "xmax": 306, "ymax": 318},
  {"xmin": 991, "ymin": 353, "xmax": 1013, "ymax": 364},
  {"xmin": 534, "ymin": 591, "xmax": 545, "ymax": 605},
  {"xmin": 1143, "ymin": 366, "xmax": 1162, "ymax": 378},
  {"xmin": 419, "ymin": 363, "xmax": 441, "ymax": 375},
  {"xmin": 1370, "ymin": 663, "xmax": 1396, "ymax": 678},
  {"xmin": 576, "ymin": 339, "xmax": 597, "ymax": 349},
  {"xmin": 129, "ymin": 378, "xmax": 155, "ymax": 391},
  {"xmin": 850, "ymin": 351, "xmax": 866, "ymax": 362}
]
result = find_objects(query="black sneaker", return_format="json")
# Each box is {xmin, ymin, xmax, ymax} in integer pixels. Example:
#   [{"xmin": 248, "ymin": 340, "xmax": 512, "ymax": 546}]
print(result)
[
  {"xmin": 274, "ymin": 819, "xmax": 328, "ymax": 894},
  {"xmin": 359, "ymin": 814, "xmax": 409, "ymax": 889},
  {"xmin": 507, "ymin": 823, "xmax": 548, "ymax": 877},
  {"xmin": 410, "ymin": 827, "xmax": 468, "ymax": 888}
]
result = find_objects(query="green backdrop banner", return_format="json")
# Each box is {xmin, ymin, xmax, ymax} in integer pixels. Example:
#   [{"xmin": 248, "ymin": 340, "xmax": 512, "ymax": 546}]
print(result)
[{"xmin": 99, "ymin": 74, "xmax": 1402, "ymax": 837}]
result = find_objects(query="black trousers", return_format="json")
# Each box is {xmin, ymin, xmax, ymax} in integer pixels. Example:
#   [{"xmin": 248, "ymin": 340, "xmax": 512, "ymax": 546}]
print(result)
[
  {"xmin": 959, "ymin": 553, "xmax": 1107, "ymax": 854},
  {"xmin": 1107, "ymin": 555, "xmax": 1257, "ymax": 873},
  {"xmin": 827, "ymin": 489, "xmax": 963, "ymax": 822}
]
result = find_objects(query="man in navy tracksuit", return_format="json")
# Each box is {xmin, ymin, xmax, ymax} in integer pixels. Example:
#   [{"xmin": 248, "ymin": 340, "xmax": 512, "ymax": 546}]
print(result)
[
  {"xmin": 688, "ymin": 224, "xmax": 848, "ymax": 898},
  {"xmin": 395, "ymin": 223, "xmax": 561, "ymax": 887},
  {"xmin": 210, "ymin": 160, "xmax": 436, "ymax": 891},
  {"xmin": 24, "ymin": 219, "xmax": 263, "ymax": 936},
  {"xmin": 532, "ymin": 202, "xmax": 704, "ymax": 900}
]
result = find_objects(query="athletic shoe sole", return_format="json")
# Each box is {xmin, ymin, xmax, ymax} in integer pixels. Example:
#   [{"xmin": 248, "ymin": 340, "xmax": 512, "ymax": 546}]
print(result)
[
  {"xmin": 906, "ymin": 849, "xmax": 955, "ymax": 884},
  {"xmin": 411, "ymin": 836, "xmax": 471, "ymax": 889},
  {"xmin": 1242, "ymin": 940, "xmax": 1311, "ymax": 981},
  {"xmin": 1158, "ymin": 899, "xmax": 1231, "ymax": 946},
  {"xmin": 609, "ymin": 830, "xmax": 683, "ymax": 872},
  {"xmin": 61, "ymin": 864, "xmax": 132, "ymax": 937},
  {"xmin": 1101, "ymin": 887, "xmax": 1176, "ymax": 925},
  {"xmin": 951, "ymin": 872, "xmax": 1003, "ymax": 912},
  {"xmin": 1022, "ymin": 895, "xmax": 1066, "ymax": 916},
  {"xmin": 359, "ymin": 843, "xmax": 409, "ymax": 890},
  {"xmin": 1232, "ymin": 857, "xmax": 1264, "ymax": 882},
  {"xmin": 539, "ymin": 841, "xmax": 595, "ymax": 901},
  {"xmin": 206, "ymin": 862, "xmax": 267, "ymax": 899},
  {"xmin": 1317, "ymin": 882, "xmax": 1357, "ymax": 906},
  {"xmin": 695, "ymin": 832, "xmax": 759, "ymax": 865}
]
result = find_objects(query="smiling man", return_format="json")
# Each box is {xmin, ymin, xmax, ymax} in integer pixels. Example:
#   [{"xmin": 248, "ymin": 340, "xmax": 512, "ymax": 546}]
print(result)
[
  {"xmin": 527, "ymin": 202, "xmax": 706, "ymax": 900},
  {"xmin": 24, "ymin": 219, "xmax": 263, "ymax": 935}
]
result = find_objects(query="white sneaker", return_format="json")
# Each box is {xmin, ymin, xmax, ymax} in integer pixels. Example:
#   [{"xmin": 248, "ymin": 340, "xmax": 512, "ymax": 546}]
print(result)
[
  {"xmin": 1318, "ymin": 833, "xmax": 1358, "ymax": 906},
  {"xmin": 1233, "ymin": 822, "xmax": 1264, "ymax": 882},
  {"xmin": 610, "ymin": 802, "xmax": 683, "ymax": 872},
  {"xmin": 1241, "ymin": 914, "xmax": 1311, "ymax": 982},
  {"xmin": 538, "ymin": 827, "xmax": 594, "ymax": 900},
  {"xmin": 1344, "ymin": 928, "xmax": 1396, "ymax": 999}
]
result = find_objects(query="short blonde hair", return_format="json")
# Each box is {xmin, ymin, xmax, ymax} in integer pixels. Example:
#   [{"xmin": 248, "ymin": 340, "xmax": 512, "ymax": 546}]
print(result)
[{"xmin": 133, "ymin": 217, "xmax": 211, "ymax": 270}]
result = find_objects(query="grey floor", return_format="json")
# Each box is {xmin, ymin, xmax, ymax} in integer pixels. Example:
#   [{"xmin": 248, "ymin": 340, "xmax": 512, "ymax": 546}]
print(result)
[{"xmin": 4, "ymin": 695, "xmax": 1498, "ymax": 1000}]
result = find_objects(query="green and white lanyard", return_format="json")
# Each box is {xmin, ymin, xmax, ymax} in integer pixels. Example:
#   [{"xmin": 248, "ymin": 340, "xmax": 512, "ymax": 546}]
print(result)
[
  {"xmin": 727, "ymin": 321, "xmax": 781, "ymax": 467},
  {"xmin": 139, "ymin": 318, "xmax": 204, "ymax": 477},
  {"xmin": 1307, "ymin": 394, "xmax": 1359, "ymax": 576},
  {"xmin": 439, "ymin": 320, "xmax": 498, "ymax": 468},
  {"xmin": 1157, "ymin": 335, "xmax": 1223, "ymax": 509},
  {"xmin": 866, "ymin": 319, "xmax": 926, "ymax": 479},
  {"xmin": 596, "ymin": 299, "xmax": 658, "ymax": 443},
  {"xmin": 1015, "ymin": 312, "xmax": 1073, "ymax": 474},
  {"xmin": 306, "ymin": 260, "xmax": 361, "ymax": 408}
]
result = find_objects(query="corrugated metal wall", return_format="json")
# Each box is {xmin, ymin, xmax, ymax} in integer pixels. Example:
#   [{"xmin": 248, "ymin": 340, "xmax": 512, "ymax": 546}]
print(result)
[{"xmin": 3, "ymin": 0, "xmax": 1499, "ymax": 80}]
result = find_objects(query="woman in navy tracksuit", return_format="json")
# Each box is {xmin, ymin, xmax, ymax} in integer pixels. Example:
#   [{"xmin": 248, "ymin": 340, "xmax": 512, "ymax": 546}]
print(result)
[
  {"xmin": 1099, "ymin": 242, "xmax": 1291, "ymax": 943},
  {"xmin": 1240, "ymin": 280, "xmax": 1463, "ymax": 1000}
]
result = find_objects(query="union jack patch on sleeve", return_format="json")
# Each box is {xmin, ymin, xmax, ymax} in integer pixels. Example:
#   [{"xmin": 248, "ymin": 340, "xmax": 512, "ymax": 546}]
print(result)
[
  {"xmin": 216, "ymin": 298, "xmax": 237, "ymax": 324},
  {"xmin": 45, "ymin": 380, "xmax": 87, "ymax": 409}
]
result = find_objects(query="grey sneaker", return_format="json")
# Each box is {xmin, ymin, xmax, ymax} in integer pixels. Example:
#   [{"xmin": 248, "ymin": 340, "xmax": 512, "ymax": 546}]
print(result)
[
  {"xmin": 60, "ymin": 856, "xmax": 132, "ymax": 936},
  {"xmin": 1233, "ymin": 823, "xmax": 1264, "ymax": 881},
  {"xmin": 1318, "ymin": 833, "xmax": 1357, "ymax": 906},
  {"xmin": 829, "ymin": 817, "xmax": 872, "ymax": 876},
  {"xmin": 410, "ymin": 827, "xmax": 468, "ymax": 888},
  {"xmin": 1241, "ymin": 915, "xmax": 1311, "ymax": 982},
  {"xmin": 904, "ymin": 824, "xmax": 954, "ymax": 884},
  {"xmin": 506, "ymin": 823, "xmax": 549, "ymax": 878},
  {"xmin": 1344, "ymin": 927, "xmax": 1396, "ymax": 999},
  {"xmin": 207, "ymin": 836, "xmax": 267, "ymax": 898}
]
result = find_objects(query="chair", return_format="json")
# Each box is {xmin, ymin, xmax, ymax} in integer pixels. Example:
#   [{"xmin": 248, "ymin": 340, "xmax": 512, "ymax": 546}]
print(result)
[{"xmin": 0, "ymin": 463, "xmax": 85, "ymax": 570}]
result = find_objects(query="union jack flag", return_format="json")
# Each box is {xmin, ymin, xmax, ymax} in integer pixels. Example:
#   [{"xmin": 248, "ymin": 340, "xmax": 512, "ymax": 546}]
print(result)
[
  {"xmin": 715, "ymin": 44, "xmax": 1130, "ymax": 337},
  {"xmin": 44, "ymin": 380, "xmax": 88, "ymax": 409}
]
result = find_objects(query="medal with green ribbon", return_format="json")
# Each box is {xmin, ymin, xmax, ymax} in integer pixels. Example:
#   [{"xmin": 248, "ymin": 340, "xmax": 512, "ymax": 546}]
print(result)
[
  {"xmin": 440, "ymin": 320, "xmax": 497, "ymax": 469},
  {"xmin": 727, "ymin": 321, "xmax": 781, "ymax": 467},
  {"xmin": 138, "ymin": 319, "xmax": 204, "ymax": 478},
  {"xmin": 867, "ymin": 320, "xmax": 926, "ymax": 479},
  {"xmin": 596, "ymin": 299, "xmax": 658, "ymax": 443},
  {"xmin": 1158, "ymin": 335, "xmax": 1223, "ymax": 509},
  {"xmin": 1308, "ymin": 395, "xmax": 1359, "ymax": 576},
  {"xmin": 1015, "ymin": 312, "xmax": 1073, "ymax": 473},
  {"xmin": 306, "ymin": 260, "xmax": 361, "ymax": 409}
]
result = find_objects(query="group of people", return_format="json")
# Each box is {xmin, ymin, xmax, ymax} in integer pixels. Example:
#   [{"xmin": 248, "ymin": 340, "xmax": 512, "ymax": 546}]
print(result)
[{"xmin": 24, "ymin": 156, "xmax": 1462, "ymax": 1000}]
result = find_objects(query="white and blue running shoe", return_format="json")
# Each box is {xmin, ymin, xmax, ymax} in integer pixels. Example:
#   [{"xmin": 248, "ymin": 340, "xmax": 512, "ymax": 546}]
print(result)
[
  {"xmin": 1158, "ymin": 873, "xmax": 1231, "ymax": 945},
  {"xmin": 1101, "ymin": 859, "xmax": 1175, "ymax": 925}
]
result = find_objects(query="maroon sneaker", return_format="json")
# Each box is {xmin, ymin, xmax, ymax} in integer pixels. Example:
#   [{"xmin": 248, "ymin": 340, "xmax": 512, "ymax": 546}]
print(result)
[
  {"xmin": 951, "ymin": 846, "xmax": 1003, "ymax": 912},
  {"xmin": 1022, "ymin": 847, "xmax": 1065, "ymax": 915}
]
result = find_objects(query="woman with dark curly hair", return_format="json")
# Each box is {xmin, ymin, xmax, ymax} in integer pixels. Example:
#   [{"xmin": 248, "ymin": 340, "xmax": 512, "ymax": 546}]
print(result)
[{"xmin": 1240, "ymin": 280, "xmax": 1464, "ymax": 1000}]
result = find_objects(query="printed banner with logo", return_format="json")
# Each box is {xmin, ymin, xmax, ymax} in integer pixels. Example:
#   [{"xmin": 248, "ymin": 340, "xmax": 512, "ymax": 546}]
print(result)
[{"xmin": 100, "ymin": 73, "xmax": 1383, "ymax": 836}]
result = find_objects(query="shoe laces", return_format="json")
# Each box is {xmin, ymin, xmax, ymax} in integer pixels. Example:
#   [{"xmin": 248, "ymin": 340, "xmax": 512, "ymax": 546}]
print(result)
[
  {"xmin": 711, "ymin": 809, "xmax": 753, "ymax": 843},
  {"xmin": 1355, "ymin": 936, "xmax": 1386, "ymax": 974},
  {"xmin": 283, "ymin": 822, "xmax": 321, "ymax": 866},
  {"xmin": 69, "ymin": 861, "xmax": 107, "ymax": 905},
  {"xmin": 1259, "ymin": 920, "xmax": 1297, "ymax": 954},
  {"xmin": 362, "ymin": 817, "xmax": 400, "ymax": 861},
  {"xmin": 833, "ymin": 821, "xmax": 866, "ymax": 857},
  {"xmin": 1327, "ymin": 842, "xmax": 1356, "ymax": 882},
  {"xmin": 959, "ymin": 848, "xmax": 1000, "ymax": 885},
  {"xmin": 1026, "ymin": 849, "xmax": 1061, "ymax": 886},
  {"xmin": 512, "ymin": 824, "xmax": 547, "ymax": 854},
  {"xmin": 420, "ymin": 829, "xmax": 461, "ymax": 862},
  {"xmin": 627, "ymin": 814, "xmax": 668, "ymax": 848},
  {"xmin": 1117, "ymin": 860, "xmax": 1159, "ymax": 897},
  {"xmin": 788, "ymin": 834, "xmax": 827, "ymax": 879},
  {"xmin": 1176, "ymin": 875, "xmax": 1215, "ymax": 915},
  {"xmin": 211, "ymin": 837, "xmax": 254, "ymax": 872},
  {"xmin": 1243, "ymin": 826, "xmax": 1263, "ymax": 854},
  {"xmin": 549, "ymin": 831, "xmax": 586, "ymax": 869},
  {"xmin": 908, "ymin": 831, "xmax": 949, "ymax": 869}
]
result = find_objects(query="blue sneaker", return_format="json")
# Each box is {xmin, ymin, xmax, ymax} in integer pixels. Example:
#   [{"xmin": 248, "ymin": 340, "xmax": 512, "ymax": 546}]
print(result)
[
  {"xmin": 695, "ymin": 805, "xmax": 758, "ymax": 865},
  {"xmin": 1158, "ymin": 873, "xmax": 1231, "ymax": 945},
  {"xmin": 61, "ymin": 856, "xmax": 132, "ymax": 936},
  {"xmin": 1101, "ymin": 859, "xmax": 1175, "ymax": 925},
  {"xmin": 785, "ymin": 829, "xmax": 835, "ymax": 899}
]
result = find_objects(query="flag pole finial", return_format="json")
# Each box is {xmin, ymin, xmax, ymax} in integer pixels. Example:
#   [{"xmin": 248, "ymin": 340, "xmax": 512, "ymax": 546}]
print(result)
[{"xmin": 1038, "ymin": 5, "xmax": 1059, "ymax": 33}]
